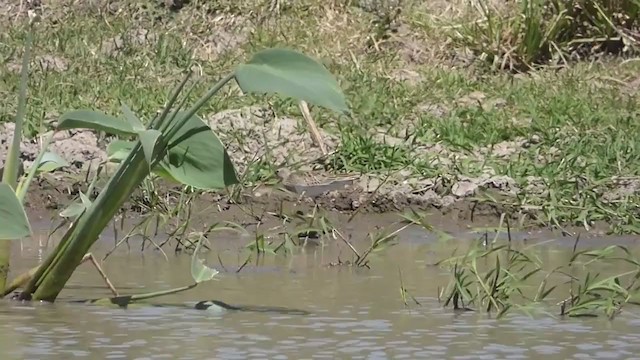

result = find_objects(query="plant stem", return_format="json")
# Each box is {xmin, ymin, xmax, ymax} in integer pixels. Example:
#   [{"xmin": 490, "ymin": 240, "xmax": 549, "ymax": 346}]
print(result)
[
  {"xmin": 1, "ymin": 265, "xmax": 39, "ymax": 298},
  {"xmin": 25, "ymin": 73, "xmax": 236, "ymax": 301},
  {"xmin": 29, "ymin": 146, "xmax": 149, "ymax": 301},
  {"xmin": 128, "ymin": 283, "xmax": 197, "ymax": 301},
  {"xmin": 0, "ymin": 25, "xmax": 33, "ymax": 293},
  {"xmin": 16, "ymin": 132, "xmax": 54, "ymax": 202},
  {"xmin": 0, "ymin": 249, "xmax": 11, "ymax": 295},
  {"xmin": 164, "ymin": 73, "xmax": 235, "ymax": 143},
  {"xmin": 2, "ymin": 27, "xmax": 32, "ymax": 189}
]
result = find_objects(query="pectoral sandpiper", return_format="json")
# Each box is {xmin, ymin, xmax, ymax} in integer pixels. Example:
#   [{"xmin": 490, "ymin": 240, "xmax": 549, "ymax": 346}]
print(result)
[{"xmin": 276, "ymin": 168, "xmax": 359, "ymax": 196}]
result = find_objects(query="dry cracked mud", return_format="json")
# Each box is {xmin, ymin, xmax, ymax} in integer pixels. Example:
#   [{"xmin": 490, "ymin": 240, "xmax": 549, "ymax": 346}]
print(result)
[{"xmin": 3, "ymin": 105, "xmax": 638, "ymax": 230}]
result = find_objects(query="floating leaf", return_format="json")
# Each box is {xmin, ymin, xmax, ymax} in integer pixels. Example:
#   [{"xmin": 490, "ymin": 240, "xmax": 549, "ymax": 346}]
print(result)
[
  {"xmin": 57, "ymin": 110, "xmax": 136, "ymax": 136},
  {"xmin": 235, "ymin": 48, "xmax": 349, "ymax": 115},
  {"xmin": 191, "ymin": 236, "xmax": 219, "ymax": 284},
  {"xmin": 0, "ymin": 183, "xmax": 31, "ymax": 239}
]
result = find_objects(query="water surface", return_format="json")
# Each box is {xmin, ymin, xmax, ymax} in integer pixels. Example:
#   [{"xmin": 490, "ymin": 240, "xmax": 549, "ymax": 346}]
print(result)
[{"xmin": 2, "ymin": 222, "xmax": 640, "ymax": 359}]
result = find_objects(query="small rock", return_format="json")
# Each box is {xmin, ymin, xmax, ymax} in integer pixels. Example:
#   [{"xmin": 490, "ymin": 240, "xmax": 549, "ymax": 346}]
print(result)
[
  {"xmin": 37, "ymin": 55, "xmax": 68, "ymax": 72},
  {"xmin": 416, "ymin": 102, "xmax": 450, "ymax": 118},
  {"xmin": 482, "ymin": 97, "xmax": 507, "ymax": 111},
  {"xmin": 529, "ymin": 134, "xmax": 541, "ymax": 144},
  {"xmin": 397, "ymin": 169, "xmax": 413, "ymax": 179},
  {"xmin": 390, "ymin": 69, "xmax": 423, "ymax": 86},
  {"xmin": 438, "ymin": 195, "xmax": 456, "ymax": 208},
  {"xmin": 404, "ymin": 178, "xmax": 433, "ymax": 192},
  {"xmin": 358, "ymin": 176, "xmax": 381, "ymax": 193},
  {"xmin": 488, "ymin": 139, "xmax": 527, "ymax": 158},
  {"xmin": 419, "ymin": 189, "xmax": 440, "ymax": 202},
  {"xmin": 101, "ymin": 28, "xmax": 158, "ymax": 56},
  {"xmin": 602, "ymin": 177, "xmax": 640, "ymax": 202},
  {"xmin": 525, "ymin": 176, "xmax": 547, "ymax": 196},
  {"xmin": 451, "ymin": 180, "xmax": 478, "ymax": 197},
  {"xmin": 457, "ymin": 91, "xmax": 486, "ymax": 107},
  {"xmin": 483, "ymin": 175, "xmax": 517, "ymax": 191},
  {"xmin": 371, "ymin": 132, "xmax": 404, "ymax": 147}
]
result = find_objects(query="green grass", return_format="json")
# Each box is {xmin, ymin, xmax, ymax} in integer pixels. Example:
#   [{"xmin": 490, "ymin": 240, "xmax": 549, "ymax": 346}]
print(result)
[
  {"xmin": 427, "ymin": 0, "xmax": 640, "ymax": 71},
  {"xmin": 1, "ymin": 0, "xmax": 639, "ymax": 233},
  {"xmin": 431, "ymin": 223, "xmax": 640, "ymax": 318}
]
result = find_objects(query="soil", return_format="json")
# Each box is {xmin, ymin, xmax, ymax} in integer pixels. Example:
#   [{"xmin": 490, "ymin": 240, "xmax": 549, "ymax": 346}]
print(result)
[
  {"xmin": 1, "ymin": 104, "xmax": 637, "ymax": 235},
  {"xmin": 0, "ymin": 106, "xmax": 585, "ymax": 232}
]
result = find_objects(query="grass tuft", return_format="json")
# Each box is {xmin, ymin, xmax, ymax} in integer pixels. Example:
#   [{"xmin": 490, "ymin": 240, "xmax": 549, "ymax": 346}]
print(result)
[{"xmin": 444, "ymin": 0, "xmax": 640, "ymax": 70}]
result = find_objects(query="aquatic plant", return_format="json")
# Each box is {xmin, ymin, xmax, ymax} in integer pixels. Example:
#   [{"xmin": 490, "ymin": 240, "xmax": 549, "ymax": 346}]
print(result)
[
  {"xmin": 435, "ymin": 224, "xmax": 640, "ymax": 319},
  {"xmin": 0, "ymin": 18, "xmax": 69, "ymax": 292},
  {"xmin": 0, "ymin": 21, "xmax": 349, "ymax": 302}
]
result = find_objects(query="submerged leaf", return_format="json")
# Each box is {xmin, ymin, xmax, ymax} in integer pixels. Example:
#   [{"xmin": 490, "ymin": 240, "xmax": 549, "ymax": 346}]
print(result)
[
  {"xmin": 57, "ymin": 110, "xmax": 136, "ymax": 136},
  {"xmin": 235, "ymin": 48, "xmax": 349, "ymax": 115},
  {"xmin": 0, "ymin": 183, "xmax": 31, "ymax": 239}
]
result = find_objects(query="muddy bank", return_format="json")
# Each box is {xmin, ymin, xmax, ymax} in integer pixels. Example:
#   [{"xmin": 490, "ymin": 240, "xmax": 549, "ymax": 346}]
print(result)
[{"xmin": 0, "ymin": 106, "xmax": 634, "ymax": 233}]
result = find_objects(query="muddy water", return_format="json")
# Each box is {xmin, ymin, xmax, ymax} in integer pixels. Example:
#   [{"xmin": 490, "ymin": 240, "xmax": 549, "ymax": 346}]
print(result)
[{"xmin": 2, "ymin": 221, "xmax": 640, "ymax": 359}]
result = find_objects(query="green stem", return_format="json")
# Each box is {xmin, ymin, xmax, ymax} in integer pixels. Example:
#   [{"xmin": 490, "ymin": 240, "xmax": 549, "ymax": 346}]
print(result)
[
  {"xmin": 21, "ymin": 216, "xmax": 80, "ymax": 296},
  {"xmin": 152, "ymin": 71, "xmax": 193, "ymax": 133},
  {"xmin": 0, "ymin": 25, "xmax": 33, "ymax": 294},
  {"xmin": 16, "ymin": 133, "xmax": 54, "ymax": 202},
  {"xmin": 0, "ymin": 248, "xmax": 10, "ymax": 295},
  {"xmin": 86, "ymin": 284, "xmax": 198, "ymax": 308},
  {"xmin": 128, "ymin": 283, "xmax": 197, "ymax": 301},
  {"xmin": 2, "ymin": 28, "xmax": 32, "ymax": 189},
  {"xmin": 25, "ymin": 73, "xmax": 235, "ymax": 302},
  {"xmin": 164, "ymin": 73, "xmax": 235, "ymax": 144},
  {"xmin": 30, "ymin": 145, "xmax": 149, "ymax": 301}
]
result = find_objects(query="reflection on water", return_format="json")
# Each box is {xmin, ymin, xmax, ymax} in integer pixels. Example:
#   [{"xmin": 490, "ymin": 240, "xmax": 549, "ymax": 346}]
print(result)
[{"xmin": 2, "ymin": 225, "xmax": 640, "ymax": 359}]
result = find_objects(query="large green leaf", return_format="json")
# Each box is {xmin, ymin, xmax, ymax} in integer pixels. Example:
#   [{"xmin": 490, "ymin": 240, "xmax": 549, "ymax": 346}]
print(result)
[
  {"xmin": 57, "ymin": 110, "xmax": 136, "ymax": 136},
  {"xmin": 234, "ymin": 48, "xmax": 349, "ymax": 115},
  {"xmin": 0, "ymin": 183, "xmax": 31, "ymax": 239},
  {"xmin": 104, "ymin": 114, "xmax": 238, "ymax": 189},
  {"xmin": 157, "ymin": 112, "xmax": 238, "ymax": 189}
]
